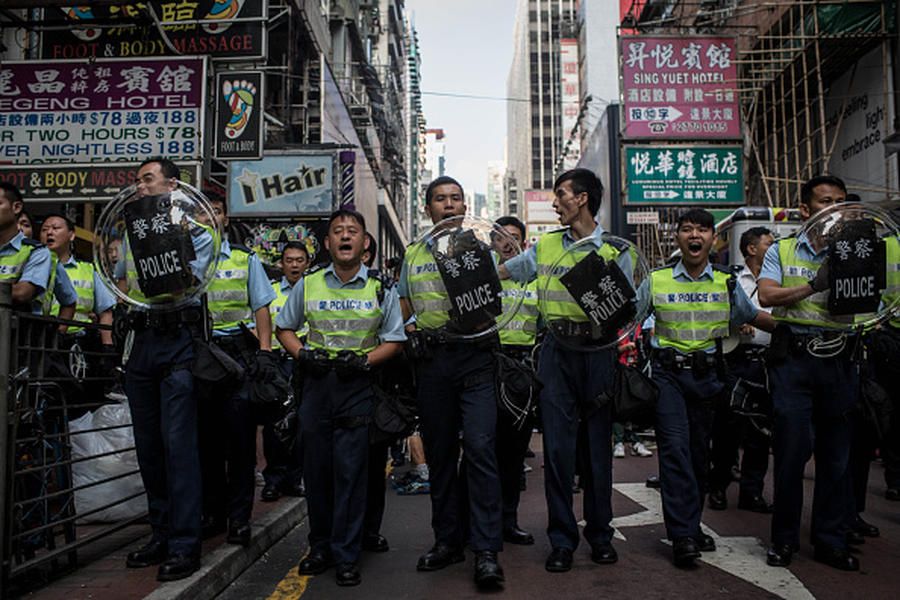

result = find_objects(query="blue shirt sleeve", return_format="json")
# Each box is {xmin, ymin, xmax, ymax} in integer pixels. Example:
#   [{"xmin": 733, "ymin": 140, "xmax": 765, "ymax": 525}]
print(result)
[
  {"xmin": 275, "ymin": 277, "xmax": 305, "ymax": 330},
  {"xmin": 190, "ymin": 229, "xmax": 214, "ymax": 282},
  {"xmin": 503, "ymin": 243, "xmax": 538, "ymax": 284},
  {"xmin": 247, "ymin": 253, "xmax": 277, "ymax": 312},
  {"xmin": 378, "ymin": 286, "xmax": 407, "ymax": 343},
  {"xmin": 54, "ymin": 264, "xmax": 78, "ymax": 306},
  {"xmin": 759, "ymin": 241, "xmax": 783, "ymax": 284},
  {"xmin": 92, "ymin": 270, "xmax": 117, "ymax": 313},
  {"xmin": 397, "ymin": 256, "xmax": 410, "ymax": 297},
  {"xmin": 20, "ymin": 245, "xmax": 51, "ymax": 293},
  {"xmin": 730, "ymin": 281, "xmax": 759, "ymax": 326}
]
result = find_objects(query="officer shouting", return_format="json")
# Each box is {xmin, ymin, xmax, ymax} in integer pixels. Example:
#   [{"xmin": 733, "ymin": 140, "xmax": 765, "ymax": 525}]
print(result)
[{"xmin": 276, "ymin": 209, "xmax": 405, "ymax": 587}]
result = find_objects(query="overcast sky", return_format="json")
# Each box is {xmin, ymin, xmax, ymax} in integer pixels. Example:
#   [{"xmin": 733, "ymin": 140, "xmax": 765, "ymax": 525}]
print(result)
[{"xmin": 407, "ymin": 0, "xmax": 518, "ymax": 196}]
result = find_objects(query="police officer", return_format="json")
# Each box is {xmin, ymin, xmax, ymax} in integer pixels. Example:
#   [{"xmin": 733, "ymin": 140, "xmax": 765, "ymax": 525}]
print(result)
[
  {"xmin": 872, "ymin": 237, "xmax": 900, "ymax": 503},
  {"xmin": 758, "ymin": 175, "xmax": 859, "ymax": 571},
  {"xmin": 276, "ymin": 209, "xmax": 405, "ymax": 587},
  {"xmin": 500, "ymin": 168, "xmax": 623, "ymax": 572},
  {"xmin": 260, "ymin": 241, "xmax": 310, "ymax": 503},
  {"xmin": 198, "ymin": 196, "xmax": 276, "ymax": 546},
  {"xmin": 494, "ymin": 215, "xmax": 539, "ymax": 545},
  {"xmin": 40, "ymin": 214, "xmax": 116, "ymax": 344},
  {"xmin": 708, "ymin": 226, "xmax": 775, "ymax": 514},
  {"xmin": 399, "ymin": 176, "xmax": 505, "ymax": 588},
  {"xmin": 117, "ymin": 157, "xmax": 213, "ymax": 581},
  {"xmin": 0, "ymin": 182, "xmax": 52, "ymax": 312},
  {"xmin": 34, "ymin": 220, "xmax": 78, "ymax": 326},
  {"xmin": 642, "ymin": 209, "xmax": 773, "ymax": 568}
]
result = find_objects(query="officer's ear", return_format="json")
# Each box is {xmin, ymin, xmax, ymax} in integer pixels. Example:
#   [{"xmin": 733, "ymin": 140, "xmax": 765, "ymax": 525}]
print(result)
[{"xmin": 324, "ymin": 236, "xmax": 331, "ymax": 252}]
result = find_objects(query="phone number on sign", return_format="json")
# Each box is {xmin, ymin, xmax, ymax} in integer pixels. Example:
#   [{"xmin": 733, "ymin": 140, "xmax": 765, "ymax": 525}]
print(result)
[{"xmin": 671, "ymin": 121, "xmax": 730, "ymax": 133}]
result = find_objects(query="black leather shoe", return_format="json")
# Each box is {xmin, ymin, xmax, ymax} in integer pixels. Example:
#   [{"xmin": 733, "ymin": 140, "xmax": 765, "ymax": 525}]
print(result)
[
  {"xmin": 707, "ymin": 490, "xmax": 727, "ymax": 511},
  {"xmin": 846, "ymin": 530, "xmax": 865, "ymax": 546},
  {"xmin": 298, "ymin": 549, "xmax": 333, "ymax": 575},
  {"xmin": 261, "ymin": 484, "xmax": 281, "ymax": 502},
  {"xmin": 545, "ymin": 547, "xmax": 573, "ymax": 572},
  {"xmin": 503, "ymin": 526, "xmax": 534, "ymax": 546},
  {"xmin": 227, "ymin": 521, "xmax": 251, "ymax": 547},
  {"xmin": 474, "ymin": 551, "xmax": 504, "ymax": 588},
  {"xmin": 813, "ymin": 545, "xmax": 859, "ymax": 571},
  {"xmin": 156, "ymin": 553, "xmax": 200, "ymax": 582},
  {"xmin": 281, "ymin": 481, "xmax": 306, "ymax": 497},
  {"xmin": 335, "ymin": 562, "xmax": 361, "ymax": 586},
  {"xmin": 766, "ymin": 544, "xmax": 794, "ymax": 567},
  {"xmin": 696, "ymin": 533, "xmax": 716, "ymax": 552},
  {"xmin": 737, "ymin": 493, "xmax": 773, "ymax": 514},
  {"xmin": 645, "ymin": 474, "xmax": 661, "ymax": 489},
  {"xmin": 126, "ymin": 539, "xmax": 167, "ymax": 568},
  {"xmin": 673, "ymin": 538, "xmax": 700, "ymax": 567},
  {"xmin": 886, "ymin": 487, "xmax": 900, "ymax": 501},
  {"xmin": 416, "ymin": 544, "xmax": 464, "ymax": 571},
  {"xmin": 590, "ymin": 543, "xmax": 618, "ymax": 564},
  {"xmin": 201, "ymin": 515, "xmax": 226, "ymax": 539},
  {"xmin": 362, "ymin": 532, "xmax": 390, "ymax": 553},
  {"xmin": 853, "ymin": 515, "xmax": 880, "ymax": 538}
]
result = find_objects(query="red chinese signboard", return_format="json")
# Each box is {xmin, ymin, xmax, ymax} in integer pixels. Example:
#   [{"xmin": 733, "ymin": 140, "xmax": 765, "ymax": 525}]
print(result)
[{"xmin": 620, "ymin": 36, "xmax": 740, "ymax": 139}]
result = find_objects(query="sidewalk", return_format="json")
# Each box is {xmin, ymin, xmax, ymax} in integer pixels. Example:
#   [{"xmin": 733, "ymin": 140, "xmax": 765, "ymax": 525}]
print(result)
[{"xmin": 17, "ymin": 496, "xmax": 307, "ymax": 600}]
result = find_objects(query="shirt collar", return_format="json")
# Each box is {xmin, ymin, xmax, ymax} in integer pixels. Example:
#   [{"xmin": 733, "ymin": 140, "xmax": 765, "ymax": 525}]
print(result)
[
  {"xmin": 280, "ymin": 276, "xmax": 293, "ymax": 292},
  {"xmin": 324, "ymin": 262, "xmax": 368, "ymax": 285},
  {"xmin": 1, "ymin": 230, "xmax": 24, "ymax": 252},
  {"xmin": 737, "ymin": 264, "xmax": 755, "ymax": 281},
  {"xmin": 795, "ymin": 232, "xmax": 826, "ymax": 256},
  {"xmin": 62, "ymin": 255, "xmax": 77, "ymax": 267},
  {"xmin": 562, "ymin": 222, "xmax": 606, "ymax": 245},
  {"xmin": 673, "ymin": 259, "xmax": 714, "ymax": 281}
]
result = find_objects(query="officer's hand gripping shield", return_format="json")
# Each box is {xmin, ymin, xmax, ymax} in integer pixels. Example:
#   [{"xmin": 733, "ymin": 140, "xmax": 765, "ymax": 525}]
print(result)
[
  {"xmin": 538, "ymin": 234, "xmax": 651, "ymax": 352},
  {"xmin": 404, "ymin": 216, "xmax": 526, "ymax": 341},
  {"xmin": 93, "ymin": 181, "xmax": 222, "ymax": 311},
  {"xmin": 784, "ymin": 202, "xmax": 900, "ymax": 336}
]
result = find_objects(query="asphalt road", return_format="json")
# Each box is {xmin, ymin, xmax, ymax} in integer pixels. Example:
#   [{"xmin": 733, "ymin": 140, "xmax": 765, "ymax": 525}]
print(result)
[{"xmin": 218, "ymin": 435, "xmax": 900, "ymax": 600}]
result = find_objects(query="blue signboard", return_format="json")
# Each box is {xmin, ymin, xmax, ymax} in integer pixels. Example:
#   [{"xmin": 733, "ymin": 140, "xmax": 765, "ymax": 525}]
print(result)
[{"xmin": 227, "ymin": 154, "xmax": 335, "ymax": 216}]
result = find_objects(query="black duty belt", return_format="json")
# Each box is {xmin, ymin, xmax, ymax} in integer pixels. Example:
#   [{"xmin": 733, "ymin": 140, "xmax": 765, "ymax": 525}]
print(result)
[
  {"xmin": 129, "ymin": 307, "xmax": 204, "ymax": 331},
  {"xmin": 652, "ymin": 347, "xmax": 718, "ymax": 371},
  {"xmin": 732, "ymin": 345, "xmax": 768, "ymax": 361},
  {"xmin": 547, "ymin": 320, "xmax": 592, "ymax": 339}
]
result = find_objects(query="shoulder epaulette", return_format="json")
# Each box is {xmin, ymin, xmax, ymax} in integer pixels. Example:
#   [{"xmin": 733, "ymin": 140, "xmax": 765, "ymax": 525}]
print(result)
[
  {"xmin": 22, "ymin": 238, "xmax": 44, "ymax": 248},
  {"xmin": 229, "ymin": 243, "xmax": 253, "ymax": 254},
  {"xmin": 711, "ymin": 264, "xmax": 734, "ymax": 275},
  {"xmin": 304, "ymin": 263, "xmax": 327, "ymax": 276},
  {"xmin": 604, "ymin": 236, "xmax": 631, "ymax": 252}
]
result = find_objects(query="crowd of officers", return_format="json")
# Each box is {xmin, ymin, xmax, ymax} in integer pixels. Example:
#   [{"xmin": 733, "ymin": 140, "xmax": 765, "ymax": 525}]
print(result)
[{"xmin": 0, "ymin": 158, "xmax": 897, "ymax": 591}]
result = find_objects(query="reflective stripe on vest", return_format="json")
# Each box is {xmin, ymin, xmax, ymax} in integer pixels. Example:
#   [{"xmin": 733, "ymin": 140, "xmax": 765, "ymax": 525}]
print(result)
[
  {"xmin": 208, "ymin": 248, "xmax": 252, "ymax": 330},
  {"xmin": 406, "ymin": 241, "xmax": 451, "ymax": 329},
  {"xmin": 772, "ymin": 238, "xmax": 845, "ymax": 329},
  {"xmin": 270, "ymin": 280, "xmax": 290, "ymax": 349},
  {"xmin": 41, "ymin": 254, "xmax": 59, "ymax": 315},
  {"xmin": 0, "ymin": 244, "xmax": 33, "ymax": 281},
  {"xmin": 650, "ymin": 267, "xmax": 731, "ymax": 353},
  {"xmin": 535, "ymin": 230, "xmax": 621, "ymax": 322},
  {"xmin": 303, "ymin": 269, "xmax": 382, "ymax": 357},
  {"xmin": 499, "ymin": 279, "xmax": 538, "ymax": 347}
]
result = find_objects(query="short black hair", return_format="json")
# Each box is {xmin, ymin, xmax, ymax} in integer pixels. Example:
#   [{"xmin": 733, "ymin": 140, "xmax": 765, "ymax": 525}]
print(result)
[
  {"xmin": 676, "ymin": 208, "xmax": 715, "ymax": 229},
  {"xmin": 363, "ymin": 232, "xmax": 377, "ymax": 267},
  {"xmin": 554, "ymin": 168, "xmax": 604, "ymax": 217},
  {"xmin": 495, "ymin": 215, "xmax": 525, "ymax": 240},
  {"xmin": 17, "ymin": 209, "xmax": 33, "ymax": 226},
  {"xmin": 41, "ymin": 212, "xmax": 75, "ymax": 231},
  {"xmin": 210, "ymin": 196, "xmax": 227, "ymax": 214},
  {"xmin": 0, "ymin": 181, "xmax": 23, "ymax": 205},
  {"xmin": 281, "ymin": 241, "xmax": 309, "ymax": 261},
  {"xmin": 328, "ymin": 208, "xmax": 366, "ymax": 231},
  {"xmin": 739, "ymin": 226, "xmax": 772, "ymax": 258},
  {"xmin": 425, "ymin": 176, "xmax": 464, "ymax": 205},
  {"xmin": 800, "ymin": 175, "xmax": 846, "ymax": 205},
  {"xmin": 139, "ymin": 157, "xmax": 180, "ymax": 180},
  {"xmin": 846, "ymin": 193, "xmax": 861, "ymax": 203}
]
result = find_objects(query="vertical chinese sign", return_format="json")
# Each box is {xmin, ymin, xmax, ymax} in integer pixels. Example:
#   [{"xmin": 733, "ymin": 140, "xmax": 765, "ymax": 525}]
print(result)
[
  {"xmin": 620, "ymin": 36, "xmax": 740, "ymax": 139},
  {"xmin": 214, "ymin": 70, "xmax": 264, "ymax": 160},
  {"xmin": 0, "ymin": 57, "xmax": 205, "ymax": 165},
  {"xmin": 560, "ymin": 38, "xmax": 580, "ymax": 168}
]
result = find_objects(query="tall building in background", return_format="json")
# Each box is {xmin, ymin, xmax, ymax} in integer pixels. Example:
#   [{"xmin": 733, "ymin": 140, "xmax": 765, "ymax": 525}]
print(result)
[
  {"xmin": 406, "ymin": 20, "xmax": 428, "ymax": 240},
  {"xmin": 424, "ymin": 128, "xmax": 447, "ymax": 180},
  {"xmin": 506, "ymin": 0, "xmax": 580, "ymax": 219},
  {"xmin": 486, "ymin": 161, "xmax": 506, "ymax": 218}
]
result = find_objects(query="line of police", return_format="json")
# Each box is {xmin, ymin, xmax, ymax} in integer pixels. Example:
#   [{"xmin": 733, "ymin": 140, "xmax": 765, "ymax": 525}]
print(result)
[{"xmin": 2, "ymin": 160, "xmax": 897, "ymax": 591}]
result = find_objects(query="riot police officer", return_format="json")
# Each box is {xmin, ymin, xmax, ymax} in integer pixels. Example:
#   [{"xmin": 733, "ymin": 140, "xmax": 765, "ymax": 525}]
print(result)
[
  {"xmin": 642, "ymin": 209, "xmax": 773, "ymax": 568},
  {"xmin": 276, "ymin": 209, "xmax": 405, "ymax": 587},
  {"xmin": 0, "ymin": 182, "xmax": 52, "ymax": 312},
  {"xmin": 758, "ymin": 175, "xmax": 859, "ymax": 571}
]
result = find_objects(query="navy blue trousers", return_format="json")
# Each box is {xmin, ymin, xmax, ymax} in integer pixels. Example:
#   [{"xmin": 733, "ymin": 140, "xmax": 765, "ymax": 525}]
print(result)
[
  {"xmin": 538, "ymin": 337, "xmax": 615, "ymax": 551},
  {"xmin": 652, "ymin": 362, "xmax": 718, "ymax": 541},
  {"xmin": 300, "ymin": 370, "xmax": 372, "ymax": 564},
  {"xmin": 768, "ymin": 350, "xmax": 856, "ymax": 550},
  {"xmin": 125, "ymin": 326, "xmax": 202, "ymax": 556},
  {"xmin": 262, "ymin": 355, "xmax": 303, "ymax": 490},
  {"xmin": 415, "ymin": 343, "xmax": 502, "ymax": 552}
]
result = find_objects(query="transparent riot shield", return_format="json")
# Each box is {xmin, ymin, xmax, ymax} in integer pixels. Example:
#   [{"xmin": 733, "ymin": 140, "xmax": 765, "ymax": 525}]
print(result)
[
  {"xmin": 538, "ymin": 233, "xmax": 651, "ymax": 352},
  {"xmin": 93, "ymin": 181, "xmax": 222, "ymax": 311},
  {"xmin": 404, "ymin": 215, "xmax": 526, "ymax": 340}
]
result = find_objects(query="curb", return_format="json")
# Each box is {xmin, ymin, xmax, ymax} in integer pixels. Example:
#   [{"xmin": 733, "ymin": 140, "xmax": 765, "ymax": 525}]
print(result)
[{"xmin": 144, "ymin": 497, "xmax": 307, "ymax": 600}]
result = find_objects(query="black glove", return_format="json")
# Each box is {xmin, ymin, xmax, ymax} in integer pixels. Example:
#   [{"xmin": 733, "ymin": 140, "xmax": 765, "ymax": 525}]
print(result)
[
  {"xmin": 251, "ymin": 351, "xmax": 291, "ymax": 405},
  {"xmin": 334, "ymin": 349, "xmax": 370, "ymax": 377},
  {"xmin": 404, "ymin": 329, "xmax": 430, "ymax": 360},
  {"xmin": 297, "ymin": 348, "xmax": 331, "ymax": 377},
  {"xmin": 809, "ymin": 257, "xmax": 830, "ymax": 293}
]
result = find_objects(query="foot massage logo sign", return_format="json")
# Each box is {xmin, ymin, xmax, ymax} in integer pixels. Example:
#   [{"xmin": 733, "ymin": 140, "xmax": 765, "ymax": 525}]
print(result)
[{"xmin": 216, "ymin": 71, "xmax": 263, "ymax": 159}]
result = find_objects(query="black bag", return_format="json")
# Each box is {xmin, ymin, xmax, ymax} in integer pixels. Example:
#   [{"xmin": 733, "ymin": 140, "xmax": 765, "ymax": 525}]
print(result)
[
  {"xmin": 612, "ymin": 364, "xmax": 659, "ymax": 427},
  {"xmin": 250, "ymin": 352, "xmax": 291, "ymax": 405},
  {"xmin": 859, "ymin": 376, "xmax": 892, "ymax": 444},
  {"xmin": 370, "ymin": 384, "xmax": 417, "ymax": 444},
  {"xmin": 191, "ymin": 339, "xmax": 245, "ymax": 385},
  {"xmin": 495, "ymin": 352, "xmax": 542, "ymax": 429}
]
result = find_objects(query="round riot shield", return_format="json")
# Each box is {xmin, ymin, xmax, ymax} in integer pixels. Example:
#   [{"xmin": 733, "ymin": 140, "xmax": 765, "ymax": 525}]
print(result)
[
  {"xmin": 93, "ymin": 181, "xmax": 222, "ymax": 311},
  {"xmin": 785, "ymin": 202, "xmax": 900, "ymax": 333},
  {"xmin": 404, "ymin": 215, "xmax": 526, "ymax": 340},
  {"xmin": 538, "ymin": 233, "xmax": 651, "ymax": 352}
]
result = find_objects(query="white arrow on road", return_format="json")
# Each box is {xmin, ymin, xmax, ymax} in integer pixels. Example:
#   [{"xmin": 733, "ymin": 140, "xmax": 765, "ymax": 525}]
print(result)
[{"xmin": 605, "ymin": 483, "xmax": 814, "ymax": 600}]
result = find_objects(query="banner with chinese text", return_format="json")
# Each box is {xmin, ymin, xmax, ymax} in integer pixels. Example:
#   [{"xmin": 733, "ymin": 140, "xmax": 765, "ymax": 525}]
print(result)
[
  {"xmin": 620, "ymin": 36, "xmax": 740, "ymax": 139},
  {"xmin": 0, "ymin": 57, "xmax": 205, "ymax": 165},
  {"xmin": 625, "ymin": 146, "xmax": 743, "ymax": 205}
]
